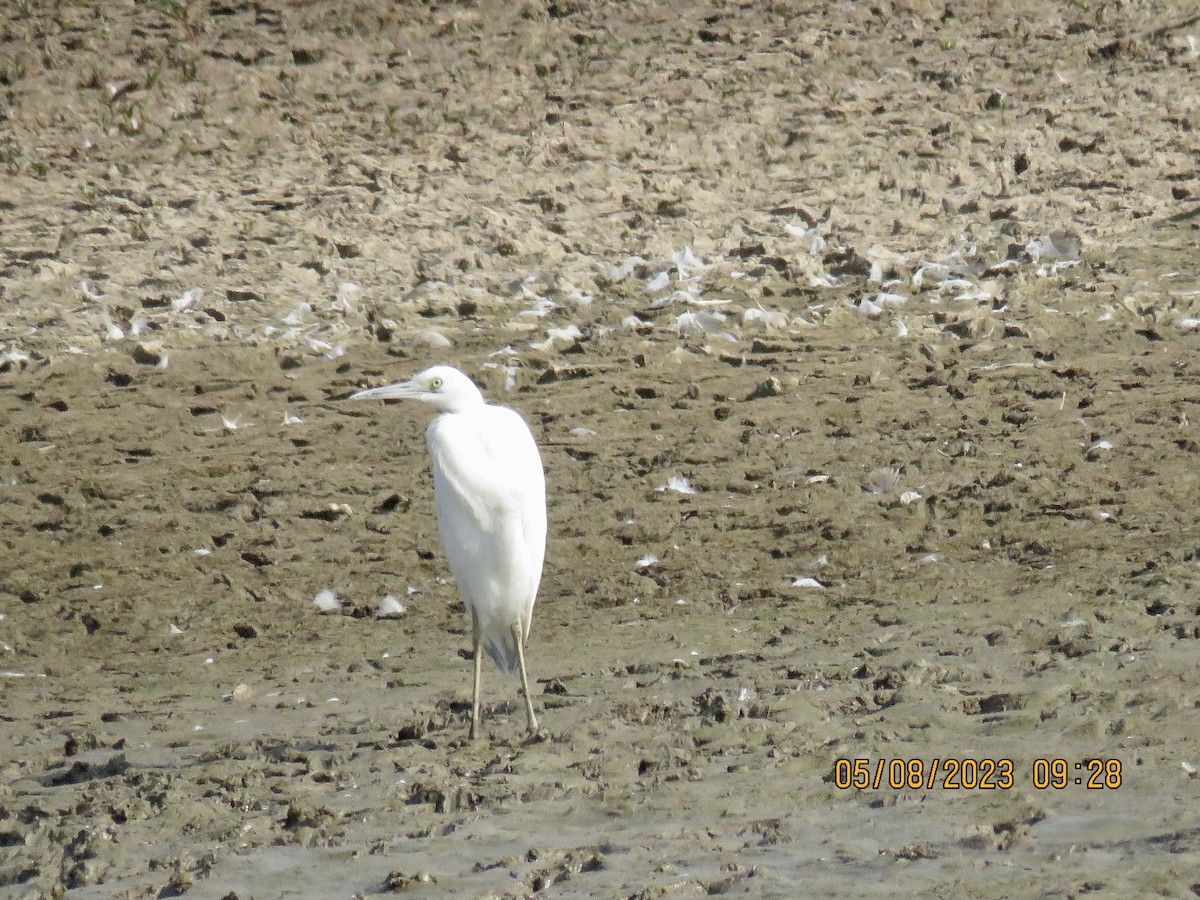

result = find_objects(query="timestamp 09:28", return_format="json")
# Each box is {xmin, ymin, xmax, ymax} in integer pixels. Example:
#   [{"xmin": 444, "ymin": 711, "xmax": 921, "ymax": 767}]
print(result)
[{"xmin": 833, "ymin": 757, "xmax": 1123, "ymax": 791}]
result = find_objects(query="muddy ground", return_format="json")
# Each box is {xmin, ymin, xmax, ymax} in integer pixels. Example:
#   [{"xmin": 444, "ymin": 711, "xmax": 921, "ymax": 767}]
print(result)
[{"xmin": 2, "ymin": 0, "xmax": 1200, "ymax": 897}]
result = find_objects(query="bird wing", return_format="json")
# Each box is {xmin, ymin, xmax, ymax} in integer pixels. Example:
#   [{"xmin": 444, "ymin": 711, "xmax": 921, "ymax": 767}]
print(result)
[
  {"xmin": 427, "ymin": 405, "xmax": 545, "ymax": 536},
  {"xmin": 426, "ymin": 404, "xmax": 547, "ymax": 659}
]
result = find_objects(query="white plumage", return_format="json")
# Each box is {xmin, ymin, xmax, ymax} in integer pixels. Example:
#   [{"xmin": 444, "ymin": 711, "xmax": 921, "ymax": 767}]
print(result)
[{"xmin": 350, "ymin": 365, "xmax": 545, "ymax": 739}]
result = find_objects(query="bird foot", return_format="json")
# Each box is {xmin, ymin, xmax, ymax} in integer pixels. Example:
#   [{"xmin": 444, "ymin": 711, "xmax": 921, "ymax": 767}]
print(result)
[{"xmin": 521, "ymin": 727, "xmax": 546, "ymax": 746}]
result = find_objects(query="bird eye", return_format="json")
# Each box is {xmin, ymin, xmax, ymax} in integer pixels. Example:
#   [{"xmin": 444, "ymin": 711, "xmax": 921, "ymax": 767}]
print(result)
[{"xmin": 431, "ymin": 377, "xmax": 443, "ymax": 389}]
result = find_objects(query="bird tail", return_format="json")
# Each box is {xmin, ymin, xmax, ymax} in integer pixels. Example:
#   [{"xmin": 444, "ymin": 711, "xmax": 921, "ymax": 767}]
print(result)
[{"xmin": 482, "ymin": 632, "xmax": 520, "ymax": 675}]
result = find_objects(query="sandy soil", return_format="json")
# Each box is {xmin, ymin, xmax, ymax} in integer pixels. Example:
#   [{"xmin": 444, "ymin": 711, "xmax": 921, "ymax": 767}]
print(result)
[{"xmin": 2, "ymin": 0, "xmax": 1200, "ymax": 897}]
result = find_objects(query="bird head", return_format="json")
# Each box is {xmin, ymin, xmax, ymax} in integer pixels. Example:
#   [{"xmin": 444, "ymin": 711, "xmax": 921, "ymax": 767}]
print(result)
[{"xmin": 349, "ymin": 365, "xmax": 485, "ymax": 414}]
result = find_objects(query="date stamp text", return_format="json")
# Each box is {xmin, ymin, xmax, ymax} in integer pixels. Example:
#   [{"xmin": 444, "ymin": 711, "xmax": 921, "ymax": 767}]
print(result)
[{"xmin": 833, "ymin": 757, "xmax": 1123, "ymax": 791}]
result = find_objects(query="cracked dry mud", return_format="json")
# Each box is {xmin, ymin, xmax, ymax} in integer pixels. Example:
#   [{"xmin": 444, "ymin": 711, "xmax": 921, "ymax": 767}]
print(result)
[{"xmin": 2, "ymin": 1, "xmax": 1200, "ymax": 897}]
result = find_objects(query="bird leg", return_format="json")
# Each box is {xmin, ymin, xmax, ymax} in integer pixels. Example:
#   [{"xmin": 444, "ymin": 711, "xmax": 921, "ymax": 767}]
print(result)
[
  {"xmin": 512, "ymin": 622, "xmax": 539, "ymax": 735},
  {"xmin": 470, "ymin": 611, "xmax": 483, "ymax": 741}
]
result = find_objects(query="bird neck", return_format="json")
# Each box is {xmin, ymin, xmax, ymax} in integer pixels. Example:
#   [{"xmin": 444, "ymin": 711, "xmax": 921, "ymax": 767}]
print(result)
[{"xmin": 438, "ymin": 395, "xmax": 486, "ymax": 415}]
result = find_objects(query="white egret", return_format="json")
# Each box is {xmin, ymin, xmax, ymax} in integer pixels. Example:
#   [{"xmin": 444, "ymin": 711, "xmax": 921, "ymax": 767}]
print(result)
[{"xmin": 350, "ymin": 365, "xmax": 546, "ymax": 739}]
